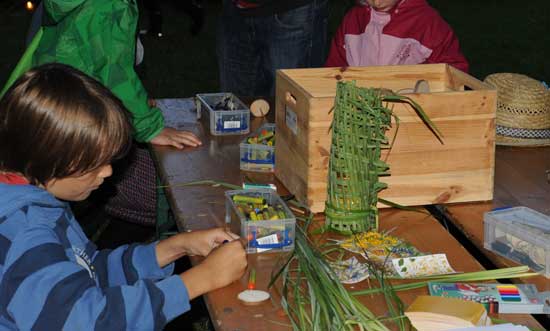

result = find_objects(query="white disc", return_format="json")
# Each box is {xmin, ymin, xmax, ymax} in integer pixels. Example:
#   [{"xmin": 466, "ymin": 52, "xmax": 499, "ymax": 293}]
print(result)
[
  {"xmin": 237, "ymin": 290, "xmax": 270, "ymax": 304},
  {"xmin": 250, "ymin": 99, "xmax": 270, "ymax": 117}
]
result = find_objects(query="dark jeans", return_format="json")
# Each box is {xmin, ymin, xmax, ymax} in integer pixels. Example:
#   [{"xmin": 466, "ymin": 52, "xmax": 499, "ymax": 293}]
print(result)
[{"xmin": 216, "ymin": 0, "xmax": 329, "ymax": 97}]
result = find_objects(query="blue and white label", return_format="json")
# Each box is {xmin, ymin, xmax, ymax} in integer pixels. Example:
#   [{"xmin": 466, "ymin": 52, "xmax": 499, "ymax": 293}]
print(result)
[
  {"xmin": 224, "ymin": 121, "xmax": 241, "ymax": 129},
  {"xmin": 285, "ymin": 105, "xmax": 298, "ymax": 135}
]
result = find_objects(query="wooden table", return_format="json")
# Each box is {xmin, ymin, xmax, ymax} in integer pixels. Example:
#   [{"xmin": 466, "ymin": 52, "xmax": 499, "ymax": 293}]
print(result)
[
  {"xmin": 436, "ymin": 146, "xmax": 550, "ymax": 293},
  {"xmin": 152, "ymin": 99, "xmax": 542, "ymax": 330}
]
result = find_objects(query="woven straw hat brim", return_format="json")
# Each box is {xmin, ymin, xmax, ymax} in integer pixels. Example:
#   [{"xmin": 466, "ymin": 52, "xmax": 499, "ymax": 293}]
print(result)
[
  {"xmin": 484, "ymin": 73, "xmax": 550, "ymax": 146},
  {"xmin": 496, "ymin": 135, "xmax": 550, "ymax": 147}
]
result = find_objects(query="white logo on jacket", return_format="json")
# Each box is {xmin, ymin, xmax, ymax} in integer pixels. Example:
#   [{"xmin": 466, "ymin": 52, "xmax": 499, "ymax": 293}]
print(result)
[{"xmin": 72, "ymin": 246, "xmax": 96, "ymax": 280}]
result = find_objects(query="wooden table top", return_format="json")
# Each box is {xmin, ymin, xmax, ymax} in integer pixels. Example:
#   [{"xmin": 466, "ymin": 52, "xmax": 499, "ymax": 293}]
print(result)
[
  {"xmin": 152, "ymin": 98, "xmax": 542, "ymax": 330},
  {"xmin": 439, "ymin": 146, "xmax": 550, "ymax": 292}
]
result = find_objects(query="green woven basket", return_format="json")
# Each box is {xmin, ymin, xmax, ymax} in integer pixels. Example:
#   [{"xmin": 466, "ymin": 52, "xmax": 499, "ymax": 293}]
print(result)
[
  {"xmin": 324, "ymin": 81, "xmax": 442, "ymax": 234},
  {"xmin": 324, "ymin": 81, "xmax": 393, "ymax": 234}
]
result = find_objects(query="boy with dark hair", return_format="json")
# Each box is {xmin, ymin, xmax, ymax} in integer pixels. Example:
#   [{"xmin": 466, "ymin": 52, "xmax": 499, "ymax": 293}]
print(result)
[{"xmin": 0, "ymin": 63, "xmax": 247, "ymax": 331}]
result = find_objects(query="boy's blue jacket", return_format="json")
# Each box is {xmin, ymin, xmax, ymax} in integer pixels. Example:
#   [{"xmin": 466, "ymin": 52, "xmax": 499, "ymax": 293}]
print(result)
[{"xmin": 0, "ymin": 184, "xmax": 190, "ymax": 330}]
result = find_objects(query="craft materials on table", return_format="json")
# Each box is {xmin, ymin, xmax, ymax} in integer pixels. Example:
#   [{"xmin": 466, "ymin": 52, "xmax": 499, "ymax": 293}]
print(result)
[
  {"xmin": 405, "ymin": 296, "xmax": 492, "ymax": 331},
  {"xmin": 338, "ymin": 230, "xmax": 420, "ymax": 275},
  {"xmin": 330, "ymin": 231, "xmax": 456, "ymax": 281},
  {"xmin": 250, "ymin": 99, "xmax": 270, "ymax": 117},
  {"xmin": 240, "ymin": 123, "xmax": 275, "ymax": 172},
  {"xmin": 195, "ymin": 92, "xmax": 250, "ymax": 135},
  {"xmin": 483, "ymin": 206, "xmax": 550, "ymax": 278},
  {"xmin": 330, "ymin": 256, "xmax": 370, "ymax": 284},
  {"xmin": 225, "ymin": 189, "xmax": 295, "ymax": 253},
  {"xmin": 392, "ymin": 254, "xmax": 456, "ymax": 278},
  {"xmin": 231, "ymin": 194, "xmax": 286, "ymax": 221},
  {"xmin": 428, "ymin": 282, "xmax": 549, "ymax": 314},
  {"xmin": 237, "ymin": 268, "xmax": 270, "ymax": 305},
  {"xmin": 242, "ymin": 182, "xmax": 277, "ymax": 191},
  {"xmin": 323, "ymin": 82, "xmax": 394, "ymax": 234},
  {"xmin": 449, "ymin": 324, "xmax": 530, "ymax": 331}
]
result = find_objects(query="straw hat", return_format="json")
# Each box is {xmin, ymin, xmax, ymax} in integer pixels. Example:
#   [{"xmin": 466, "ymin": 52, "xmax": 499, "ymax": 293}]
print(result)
[{"xmin": 484, "ymin": 73, "xmax": 550, "ymax": 146}]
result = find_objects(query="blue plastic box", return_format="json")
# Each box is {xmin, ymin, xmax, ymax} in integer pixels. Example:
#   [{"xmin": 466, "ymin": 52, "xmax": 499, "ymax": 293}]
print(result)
[
  {"xmin": 196, "ymin": 93, "xmax": 250, "ymax": 136},
  {"xmin": 484, "ymin": 207, "xmax": 550, "ymax": 278},
  {"xmin": 225, "ymin": 189, "xmax": 295, "ymax": 254},
  {"xmin": 239, "ymin": 123, "xmax": 275, "ymax": 172}
]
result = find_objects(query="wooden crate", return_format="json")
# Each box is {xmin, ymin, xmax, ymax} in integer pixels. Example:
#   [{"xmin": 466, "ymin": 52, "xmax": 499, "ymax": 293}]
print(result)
[{"xmin": 274, "ymin": 64, "xmax": 496, "ymax": 213}]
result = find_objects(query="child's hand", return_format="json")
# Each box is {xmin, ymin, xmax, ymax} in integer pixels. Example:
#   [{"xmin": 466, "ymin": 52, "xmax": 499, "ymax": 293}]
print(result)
[
  {"xmin": 180, "ymin": 240, "xmax": 247, "ymax": 299},
  {"xmin": 179, "ymin": 228, "xmax": 239, "ymax": 257},
  {"xmin": 150, "ymin": 127, "xmax": 202, "ymax": 149},
  {"xmin": 155, "ymin": 228, "xmax": 239, "ymax": 267}
]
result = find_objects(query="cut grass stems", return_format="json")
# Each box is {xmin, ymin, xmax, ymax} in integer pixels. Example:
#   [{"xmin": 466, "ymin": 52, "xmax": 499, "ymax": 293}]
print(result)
[
  {"xmin": 352, "ymin": 265, "xmax": 537, "ymax": 296},
  {"xmin": 271, "ymin": 217, "xmax": 394, "ymax": 331}
]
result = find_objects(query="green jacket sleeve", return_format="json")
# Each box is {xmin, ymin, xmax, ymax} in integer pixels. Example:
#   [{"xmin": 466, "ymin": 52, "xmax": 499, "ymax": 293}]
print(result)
[
  {"xmin": 103, "ymin": 63, "xmax": 165, "ymax": 142},
  {"xmin": 43, "ymin": 0, "xmax": 86, "ymax": 23},
  {"xmin": 34, "ymin": 0, "xmax": 165, "ymax": 142}
]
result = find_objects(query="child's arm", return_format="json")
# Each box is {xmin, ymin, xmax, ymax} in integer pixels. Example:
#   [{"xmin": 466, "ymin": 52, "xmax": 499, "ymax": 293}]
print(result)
[
  {"xmin": 91, "ymin": 242, "xmax": 175, "ymax": 288},
  {"xmin": 1, "ymin": 229, "xmax": 186, "ymax": 330},
  {"xmin": 2, "ymin": 228, "xmax": 246, "ymax": 330},
  {"xmin": 89, "ymin": 228, "xmax": 237, "ymax": 289}
]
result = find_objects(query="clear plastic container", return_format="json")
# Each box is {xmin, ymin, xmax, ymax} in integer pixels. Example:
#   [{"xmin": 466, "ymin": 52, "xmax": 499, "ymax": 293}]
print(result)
[
  {"xmin": 239, "ymin": 123, "xmax": 275, "ymax": 172},
  {"xmin": 195, "ymin": 93, "xmax": 250, "ymax": 136},
  {"xmin": 484, "ymin": 206, "xmax": 550, "ymax": 278},
  {"xmin": 225, "ymin": 189, "xmax": 295, "ymax": 254}
]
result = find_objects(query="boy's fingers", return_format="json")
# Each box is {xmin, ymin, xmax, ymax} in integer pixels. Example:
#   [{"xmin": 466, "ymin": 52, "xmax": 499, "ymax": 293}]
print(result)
[{"xmin": 227, "ymin": 232, "xmax": 240, "ymax": 240}]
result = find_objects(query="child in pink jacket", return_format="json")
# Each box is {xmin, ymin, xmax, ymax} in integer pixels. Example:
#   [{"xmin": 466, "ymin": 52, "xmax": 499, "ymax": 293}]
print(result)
[{"xmin": 325, "ymin": 0, "xmax": 469, "ymax": 72}]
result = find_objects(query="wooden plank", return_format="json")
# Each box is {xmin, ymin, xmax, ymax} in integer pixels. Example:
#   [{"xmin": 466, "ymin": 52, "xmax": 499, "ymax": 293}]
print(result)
[
  {"xmin": 441, "ymin": 146, "xmax": 550, "ymax": 292},
  {"xmin": 275, "ymin": 65, "xmax": 496, "ymax": 212},
  {"xmin": 196, "ymin": 212, "xmax": 544, "ymax": 331}
]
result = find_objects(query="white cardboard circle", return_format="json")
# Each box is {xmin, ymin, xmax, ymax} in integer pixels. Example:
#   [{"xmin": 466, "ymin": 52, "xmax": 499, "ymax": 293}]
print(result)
[
  {"xmin": 237, "ymin": 290, "xmax": 270, "ymax": 305},
  {"xmin": 250, "ymin": 99, "xmax": 270, "ymax": 117}
]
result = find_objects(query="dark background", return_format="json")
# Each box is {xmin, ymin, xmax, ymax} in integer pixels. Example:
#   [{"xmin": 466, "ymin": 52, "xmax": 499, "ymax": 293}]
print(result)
[{"xmin": 1, "ymin": 0, "xmax": 549, "ymax": 96}]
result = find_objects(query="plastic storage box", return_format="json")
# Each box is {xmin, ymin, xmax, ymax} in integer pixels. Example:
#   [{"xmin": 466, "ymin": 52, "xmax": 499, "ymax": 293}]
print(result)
[
  {"xmin": 239, "ymin": 123, "xmax": 275, "ymax": 172},
  {"xmin": 196, "ymin": 93, "xmax": 250, "ymax": 135},
  {"xmin": 225, "ymin": 189, "xmax": 295, "ymax": 254},
  {"xmin": 484, "ymin": 206, "xmax": 550, "ymax": 278}
]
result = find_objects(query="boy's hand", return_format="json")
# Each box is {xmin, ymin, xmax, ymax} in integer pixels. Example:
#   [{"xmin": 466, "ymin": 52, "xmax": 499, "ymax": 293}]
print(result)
[
  {"xmin": 155, "ymin": 228, "xmax": 239, "ymax": 267},
  {"xmin": 180, "ymin": 241, "xmax": 247, "ymax": 299},
  {"xmin": 179, "ymin": 228, "xmax": 239, "ymax": 256},
  {"xmin": 150, "ymin": 127, "xmax": 202, "ymax": 149}
]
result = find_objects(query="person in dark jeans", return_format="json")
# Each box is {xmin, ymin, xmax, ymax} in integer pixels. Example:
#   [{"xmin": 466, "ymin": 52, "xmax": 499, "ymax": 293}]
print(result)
[{"xmin": 216, "ymin": 0, "xmax": 329, "ymax": 97}]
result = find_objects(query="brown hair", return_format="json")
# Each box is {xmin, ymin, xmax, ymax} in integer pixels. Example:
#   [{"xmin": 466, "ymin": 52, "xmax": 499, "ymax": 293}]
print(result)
[{"xmin": 0, "ymin": 63, "xmax": 133, "ymax": 185}]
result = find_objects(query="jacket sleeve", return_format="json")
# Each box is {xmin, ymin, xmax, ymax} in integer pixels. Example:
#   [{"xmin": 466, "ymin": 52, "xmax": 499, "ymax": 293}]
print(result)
[
  {"xmin": 103, "ymin": 63, "xmax": 165, "ymax": 142},
  {"xmin": 1, "ymin": 229, "xmax": 189, "ymax": 331},
  {"xmin": 423, "ymin": 15, "xmax": 469, "ymax": 73},
  {"xmin": 91, "ymin": 242, "xmax": 174, "ymax": 288},
  {"xmin": 325, "ymin": 18, "xmax": 349, "ymax": 67},
  {"xmin": 41, "ymin": 0, "xmax": 165, "ymax": 142},
  {"xmin": 43, "ymin": 0, "xmax": 86, "ymax": 23}
]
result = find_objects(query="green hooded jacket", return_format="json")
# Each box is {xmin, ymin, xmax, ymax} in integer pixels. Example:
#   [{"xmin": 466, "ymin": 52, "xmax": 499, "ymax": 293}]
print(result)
[{"xmin": 24, "ymin": 0, "xmax": 164, "ymax": 142}]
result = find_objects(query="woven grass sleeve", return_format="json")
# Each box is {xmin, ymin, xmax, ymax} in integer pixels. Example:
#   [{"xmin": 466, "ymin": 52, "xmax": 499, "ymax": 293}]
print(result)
[{"xmin": 325, "ymin": 81, "xmax": 392, "ymax": 234}]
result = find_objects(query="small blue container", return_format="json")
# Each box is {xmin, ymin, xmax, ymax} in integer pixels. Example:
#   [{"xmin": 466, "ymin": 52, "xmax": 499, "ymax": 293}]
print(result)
[{"xmin": 196, "ymin": 93, "xmax": 250, "ymax": 136}]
